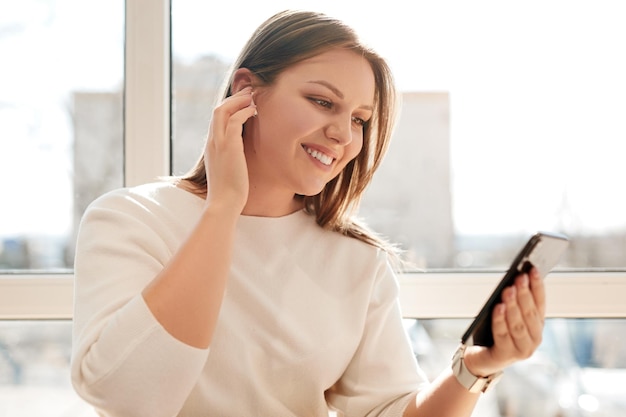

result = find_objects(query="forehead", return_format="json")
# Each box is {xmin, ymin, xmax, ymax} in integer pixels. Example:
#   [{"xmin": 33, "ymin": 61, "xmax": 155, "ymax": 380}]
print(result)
[{"xmin": 279, "ymin": 48, "xmax": 376, "ymax": 104}]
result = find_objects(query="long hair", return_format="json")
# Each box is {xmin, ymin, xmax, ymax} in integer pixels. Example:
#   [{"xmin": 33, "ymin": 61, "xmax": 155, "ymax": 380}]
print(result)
[{"xmin": 179, "ymin": 10, "xmax": 401, "ymax": 258}]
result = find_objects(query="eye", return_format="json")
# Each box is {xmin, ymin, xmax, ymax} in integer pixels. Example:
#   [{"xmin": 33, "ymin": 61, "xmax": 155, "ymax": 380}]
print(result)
[
  {"xmin": 352, "ymin": 116, "xmax": 367, "ymax": 127},
  {"xmin": 309, "ymin": 97, "xmax": 333, "ymax": 109}
]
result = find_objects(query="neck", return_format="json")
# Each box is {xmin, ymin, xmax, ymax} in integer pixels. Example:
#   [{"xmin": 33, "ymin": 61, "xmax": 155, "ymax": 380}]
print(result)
[{"xmin": 242, "ymin": 192, "xmax": 304, "ymax": 217}]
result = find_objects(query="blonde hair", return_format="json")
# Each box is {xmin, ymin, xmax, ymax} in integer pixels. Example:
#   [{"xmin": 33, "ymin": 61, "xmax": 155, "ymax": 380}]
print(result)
[{"xmin": 179, "ymin": 10, "xmax": 401, "ymax": 258}]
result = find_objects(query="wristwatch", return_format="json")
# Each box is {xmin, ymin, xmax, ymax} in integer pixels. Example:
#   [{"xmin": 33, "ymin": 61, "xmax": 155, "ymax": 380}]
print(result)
[{"xmin": 451, "ymin": 344, "xmax": 503, "ymax": 393}]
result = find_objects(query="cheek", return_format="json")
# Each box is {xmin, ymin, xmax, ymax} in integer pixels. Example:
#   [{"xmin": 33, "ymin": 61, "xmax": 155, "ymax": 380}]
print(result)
[
  {"xmin": 335, "ymin": 134, "xmax": 364, "ymax": 174},
  {"xmin": 346, "ymin": 133, "xmax": 364, "ymax": 161},
  {"xmin": 260, "ymin": 99, "xmax": 315, "ymax": 143}
]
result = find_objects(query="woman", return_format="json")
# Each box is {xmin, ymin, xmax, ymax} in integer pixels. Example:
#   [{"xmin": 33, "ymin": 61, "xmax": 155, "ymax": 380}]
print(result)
[{"xmin": 71, "ymin": 10, "xmax": 545, "ymax": 417}]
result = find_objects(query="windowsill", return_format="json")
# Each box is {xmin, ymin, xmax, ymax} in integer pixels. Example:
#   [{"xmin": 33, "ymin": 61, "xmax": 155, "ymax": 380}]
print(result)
[{"xmin": 1, "ymin": 270, "xmax": 625, "ymax": 319}]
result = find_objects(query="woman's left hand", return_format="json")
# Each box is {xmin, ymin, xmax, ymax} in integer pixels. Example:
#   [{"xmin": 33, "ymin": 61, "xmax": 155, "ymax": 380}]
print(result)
[{"xmin": 464, "ymin": 267, "xmax": 546, "ymax": 377}]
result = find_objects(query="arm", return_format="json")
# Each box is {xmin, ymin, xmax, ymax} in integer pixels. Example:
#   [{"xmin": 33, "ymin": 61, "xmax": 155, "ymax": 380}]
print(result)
[
  {"xmin": 142, "ymin": 86, "xmax": 256, "ymax": 348},
  {"xmin": 141, "ymin": 203, "xmax": 240, "ymax": 348},
  {"xmin": 71, "ymin": 88, "xmax": 256, "ymax": 416},
  {"xmin": 403, "ymin": 268, "xmax": 546, "ymax": 417},
  {"xmin": 326, "ymin": 252, "xmax": 428, "ymax": 417},
  {"xmin": 71, "ymin": 197, "xmax": 213, "ymax": 417}
]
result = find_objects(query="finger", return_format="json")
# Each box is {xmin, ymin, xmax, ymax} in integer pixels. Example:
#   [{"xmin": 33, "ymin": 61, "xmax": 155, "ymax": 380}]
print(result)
[
  {"xmin": 503, "ymin": 285, "xmax": 535, "ymax": 356},
  {"xmin": 223, "ymin": 105, "xmax": 257, "ymax": 141},
  {"xmin": 211, "ymin": 89, "xmax": 254, "ymax": 129},
  {"xmin": 529, "ymin": 266, "xmax": 546, "ymax": 318},
  {"xmin": 491, "ymin": 302, "xmax": 514, "ymax": 353},
  {"xmin": 209, "ymin": 112, "xmax": 256, "ymax": 160},
  {"xmin": 210, "ymin": 88, "xmax": 255, "ymax": 140},
  {"xmin": 515, "ymin": 272, "xmax": 544, "ymax": 344}
]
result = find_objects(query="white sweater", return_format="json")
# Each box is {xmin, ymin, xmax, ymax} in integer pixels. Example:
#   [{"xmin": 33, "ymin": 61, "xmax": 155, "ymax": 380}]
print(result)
[{"xmin": 71, "ymin": 182, "xmax": 426, "ymax": 417}]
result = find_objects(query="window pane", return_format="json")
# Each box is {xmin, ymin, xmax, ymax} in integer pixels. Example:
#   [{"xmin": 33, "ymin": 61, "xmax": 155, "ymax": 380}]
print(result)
[
  {"xmin": 0, "ymin": 0, "xmax": 125, "ymax": 272},
  {"xmin": 5, "ymin": 319, "xmax": 622, "ymax": 417},
  {"xmin": 0, "ymin": 321, "xmax": 96, "ymax": 416},
  {"xmin": 172, "ymin": 1, "xmax": 626, "ymax": 269},
  {"xmin": 406, "ymin": 318, "xmax": 626, "ymax": 417}
]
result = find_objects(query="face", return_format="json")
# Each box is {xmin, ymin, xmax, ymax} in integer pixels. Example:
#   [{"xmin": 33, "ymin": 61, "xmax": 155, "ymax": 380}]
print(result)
[{"xmin": 243, "ymin": 48, "xmax": 376, "ymax": 207}]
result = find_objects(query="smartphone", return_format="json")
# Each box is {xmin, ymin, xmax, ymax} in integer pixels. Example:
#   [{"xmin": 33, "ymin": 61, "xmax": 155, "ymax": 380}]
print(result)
[{"xmin": 461, "ymin": 231, "xmax": 569, "ymax": 347}]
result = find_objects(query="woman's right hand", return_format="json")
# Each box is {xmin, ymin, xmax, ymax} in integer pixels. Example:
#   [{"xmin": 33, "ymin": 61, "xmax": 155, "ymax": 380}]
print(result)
[{"xmin": 204, "ymin": 86, "xmax": 257, "ymax": 213}]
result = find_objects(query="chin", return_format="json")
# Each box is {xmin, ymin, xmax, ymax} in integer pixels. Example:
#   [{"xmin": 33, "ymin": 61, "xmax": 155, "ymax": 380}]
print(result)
[
  {"xmin": 297, "ymin": 184, "xmax": 326, "ymax": 198},
  {"xmin": 294, "ymin": 175, "xmax": 335, "ymax": 197},
  {"xmin": 298, "ymin": 190, "xmax": 323, "ymax": 198}
]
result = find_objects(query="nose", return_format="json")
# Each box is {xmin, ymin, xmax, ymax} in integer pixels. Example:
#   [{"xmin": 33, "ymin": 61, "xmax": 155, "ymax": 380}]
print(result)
[{"xmin": 324, "ymin": 114, "xmax": 353, "ymax": 145}]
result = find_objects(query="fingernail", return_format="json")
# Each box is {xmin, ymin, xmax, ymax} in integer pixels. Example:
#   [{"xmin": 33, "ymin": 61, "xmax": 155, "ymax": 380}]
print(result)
[
  {"xmin": 249, "ymin": 91, "xmax": 257, "ymax": 116},
  {"xmin": 532, "ymin": 268, "xmax": 541, "ymax": 280},
  {"xmin": 520, "ymin": 274, "xmax": 529, "ymax": 287},
  {"xmin": 497, "ymin": 303, "xmax": 506, "ymax": 315},
  {"xmin": 506, "ymin": 286, "xmax": 516, "ymax": 300}
]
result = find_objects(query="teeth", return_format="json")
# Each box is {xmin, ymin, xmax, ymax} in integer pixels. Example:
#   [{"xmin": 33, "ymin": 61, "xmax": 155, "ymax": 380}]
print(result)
[{"xmin": 305, "ymin": 147, "xmax": 333, "ymax": 166}]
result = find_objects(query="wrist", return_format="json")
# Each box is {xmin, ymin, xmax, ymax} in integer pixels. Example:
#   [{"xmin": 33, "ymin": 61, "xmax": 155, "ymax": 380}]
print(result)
[
  {"xmin": 451, "ymin": 344, "xmax": 503, "ymax": 393},
  {"xmin": 203, "ymin": 199, "xmax": 242, "ymax": 219},
  {"xmin": 462, "ymin": 345, "xmax": 506, "ymax": 377},
  {"xmin": 198, "ymin": 204, "xmax": 241, "ymax": 234}
]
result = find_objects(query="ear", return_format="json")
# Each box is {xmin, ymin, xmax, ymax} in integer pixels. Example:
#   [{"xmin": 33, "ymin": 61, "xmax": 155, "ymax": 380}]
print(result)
[{"xmin": 231, "ymin": 68, "xmax": 256, "ymax": 94}]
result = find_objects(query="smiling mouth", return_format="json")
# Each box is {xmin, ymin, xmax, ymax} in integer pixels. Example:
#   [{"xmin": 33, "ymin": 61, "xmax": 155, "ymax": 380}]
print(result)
[{"xmin": 303, "ymin": 146, "xmax": 334, "ymax": 166}]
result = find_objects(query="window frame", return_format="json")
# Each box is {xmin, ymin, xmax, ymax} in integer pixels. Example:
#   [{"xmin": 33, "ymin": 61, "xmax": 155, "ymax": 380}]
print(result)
[{"xmin": 1, "ymin": 0, "xmax": 625, "ymax": 320}]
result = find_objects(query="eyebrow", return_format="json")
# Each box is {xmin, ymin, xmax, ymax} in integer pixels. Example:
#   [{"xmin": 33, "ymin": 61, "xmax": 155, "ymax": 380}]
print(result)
[{"xmin": 306, "ymin": 80, "xmax": 374, "ymax": 112}]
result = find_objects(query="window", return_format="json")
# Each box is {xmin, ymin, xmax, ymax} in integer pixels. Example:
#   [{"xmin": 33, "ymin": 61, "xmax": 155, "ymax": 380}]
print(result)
[
  {"xmin": 0, "ymin": 1, "xmax": 124, "ymax": 413},
  {"xmin": 0, "ymin": 320, "xmax": 95, "ymax": 416},
  {"xmin": 1, "ymin": 1, "xmax": 625, "ymax": 416},
  {"xmin": 0, "ymin": 0, "xmax": 125, "ymax": 272},
  {"xmin": 405, "ymin": 318, "xmax": 626, "ymax": 417},
  {"xmin": 171, "ymin": 1, "xmax": 626, "ymax": 416},
  {"xmin": 171, "ymin": 0, "xmax": 626, "ymax": 270}
]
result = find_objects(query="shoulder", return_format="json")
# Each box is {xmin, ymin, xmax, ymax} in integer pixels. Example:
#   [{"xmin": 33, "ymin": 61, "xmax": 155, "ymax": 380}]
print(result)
[
  {"xmin": 292, "ymin": 211, "xmax": 385, "ymax": 257},
  {"xmin": 79, "ymin": 181, "xmax": 203, "ymax": 242},
  {"xmin": 76, "ymin": 182, "xmax": 201, "ymax": 263},
  {"xmin": 317, "ymin": 218, "xmax": 390, "ymax": 268},
  {"xmin": 303, "ymin": 214, "xmax": 394, "ymax": 281},
  {"xmin": 88, "ymin": 181, "xmax": 179, "ymax": 208},
  {"xmin": 86, "ymin": 181, "xmax": 201, "ymax": 218}
]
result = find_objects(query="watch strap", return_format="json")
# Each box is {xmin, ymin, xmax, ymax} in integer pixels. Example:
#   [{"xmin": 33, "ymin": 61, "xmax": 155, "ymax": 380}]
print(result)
[{"xmin": 451, "ymin": 344, "xmax": 503, "ymax": 393}]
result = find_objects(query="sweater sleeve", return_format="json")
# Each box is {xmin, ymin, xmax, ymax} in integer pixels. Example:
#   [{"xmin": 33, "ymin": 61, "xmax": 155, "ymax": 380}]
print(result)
[
  {"xmin": 326, "ymin": 254, "xmax": 429, "ymax": 417},
  {"xmin": 70, "ymin": 190, "xmax": 209, "ymax": 417}
]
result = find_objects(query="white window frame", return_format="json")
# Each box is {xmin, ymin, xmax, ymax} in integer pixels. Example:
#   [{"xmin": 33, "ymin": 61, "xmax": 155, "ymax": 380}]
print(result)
[{"xmin": 1, "ymin": 0, "xmax": 625, "ymax": 320}]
